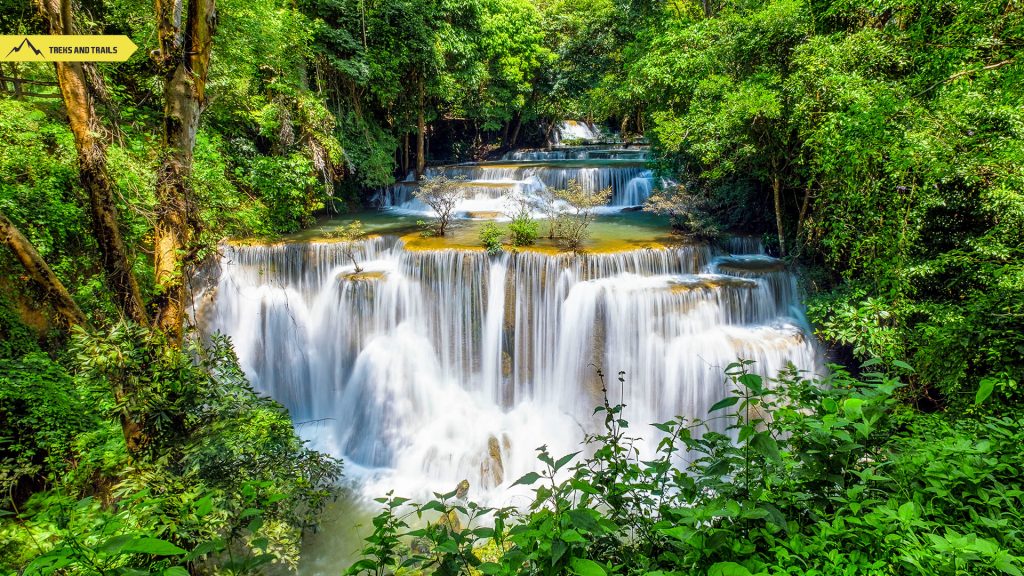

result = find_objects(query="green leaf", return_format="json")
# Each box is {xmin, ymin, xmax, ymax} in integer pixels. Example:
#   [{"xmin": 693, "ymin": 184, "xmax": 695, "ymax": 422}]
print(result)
[
  {"xmin": 98, "ymin": 534, "xmax": 135, "ymax": 555},
  {"xmin": 569, "ymin": 557, "xmax": 606, "ymax": 576},
  {"xmin": 162, "ymin": 567, "xmax": 189, "ymax": 576},
  {"xmin": 708, "ymin": 561, "xmax": 753, "ymax": 576},
  {"xmin": 822, "ymin": 397, "xmax": 838, "ymax": 413},
  {"xmin": 551, "ymin": 538, "xmax": 568, "ymax": 565},
  {"xmin": 892, "ymin": 360, "xmax": 914, "ymax": 372},
  {"xmin": 122, "ymin": 538, "xmax": 186, "ymax": 556},
  {"xmin": 567, "ymin": 509, "xmax": 601, "ymax": 533},
  {"xmin": 843, "ymin": 398, "xmax": 864, "ymax": 420},
  {"xmin": 512, "ymin": 472, "xmax": 541, "ymax": 486},
  {"xmin": 184, "ymin": 538, "xmax": 225, "ymax": 561},
  {"xmin": 976, "ymin": 377, "xmax": 996, "ymax": 405},
  {"xmin": 561, "ymin": 529, "xmax": 586, "ymax": 543},
  {"xmin": 760, "ymin": 503, "xmax": 787, "ymax": 531},
  {"xmin": 750, "ymin": 432, "xmax": 781, "ymax": 462},
  {"xmin": 709, "ymin": 396, "xmax": 740, "ymax": 413},
  {"xmin": 555, "ymin": 451, "xmax": 581, "ymax": 472},
  {"xmin": 478, "ymin": 562, "xmax": 503, "ymax": 575},
  {"xmin": 738, "ymin": 373, "xmax": 763, "ymax": 393},
  {"xmin": 994, "ymin": 558, "xmax": 1023, "ymax": 576},
  {"xmin": 898, "ymin": 501, "xmax": 918, "ymax": 522}
]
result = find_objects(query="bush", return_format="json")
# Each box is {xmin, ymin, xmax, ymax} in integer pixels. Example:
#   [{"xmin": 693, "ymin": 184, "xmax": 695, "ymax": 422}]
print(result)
[
  {"xmin": 0, "ymin": 353, "xmax": 96, "ymax": 506},
  {"xmin": 550, "ymin": 179, "xmax": 611, "ymax": 252},
  {"xmin": 508, "ymin": 215, "xmax": 539, "ymax": 247},
  {"xmin": 479, "ymin": 223, "xmax": 504, "ymax": 255},
  {"xmin": 347, "ymin": 363, "xmax": 1024, "ymax": 576},
  {"xmin": 414, "ymin": 173, "xmax": 465, "ymax": 236},
  {"xmin": 243, "ymin": 153, "xmax": 321, "ymax": 234},
  {"xmin": 3, "ymin": 325, "xmax": 342, "ymax": 574}
]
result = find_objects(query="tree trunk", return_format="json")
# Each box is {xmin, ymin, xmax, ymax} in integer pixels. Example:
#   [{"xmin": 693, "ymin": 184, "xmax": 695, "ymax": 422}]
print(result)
[
  {"xmin": 152, "ymin": 0, "xmax": 216, "ymax": 343},
  {"xmin": 416, "ymin": 74, "xmax": 426, "ymax": 178},
  {"xmin": 0, "ymin": 211, "xmax": 87, "ymax": 328},
  {"xmin": 35, "ymin": 0, "xmax": 150, "ymax": 326},
  {"xmin": 402, "ymin": 131, "xmax": 409, "ymax": 175},
  {"xmin": 509, "ymin": 111, "xmax": 523, "ymax": 148},
  {"xmin": 772, "ymin": 175, "xmax": 787, "ymax": 257},
  {"xmin": 794, "ymin": 185, "xmax": 813, "ymax": 257},
  {"xmin": 544, "ymin": 120, "xmax": 556, "ymax": 147}
]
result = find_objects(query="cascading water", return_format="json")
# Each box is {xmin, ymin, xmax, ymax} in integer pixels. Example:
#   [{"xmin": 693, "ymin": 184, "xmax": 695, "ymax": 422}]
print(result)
[
  {"xmin": 551, "ymin": 120, "xmax": 604, "ymax": 144},
  {"xmin": 378, "ymin": 144, "xmax": 656, "ymax": 216},
  {"xmin": 196, "ymin": 234, "xmax": 821, "ymax": 504}
]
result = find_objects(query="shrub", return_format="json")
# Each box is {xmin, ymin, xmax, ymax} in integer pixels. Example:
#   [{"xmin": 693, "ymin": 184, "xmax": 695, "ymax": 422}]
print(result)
[
  {"xmin": 347, "ymin": 362, "xmax": 1024, "ymax": 576},
  {"xmin": 414, "ymin": 173, "xmax": 465, "ymax": 236},
  {"xmin": 553, "ymin": 180, "xmax": 611, "ymax": 251},
  {"xmin": 508, "ymin": 215, "xmax": 539, "ymax": 247},
  {"xmin": 4, "ymin": 325, "xmax": 342, "ymax": 574},
  {"xmin": 479, "ymin": 223, "xmax": 504, "ymax": 255},
  {"xmin": 243, "ymin": 153, "xmax": 321, "ymax": 234},
  {"xmin": 0, "ymin": 353, "xmax": 95, "ymax": 507}
]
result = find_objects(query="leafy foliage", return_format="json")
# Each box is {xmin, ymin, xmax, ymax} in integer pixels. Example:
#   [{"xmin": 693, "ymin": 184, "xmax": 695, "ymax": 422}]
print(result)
[
  {"xmin": 479, "ymin": 223, "xmax": 504, "ymax": 255},
  {"xmin": 551, "ymin": 180, "xmax": 612, "ymax": 251},
  {"xmin": 348, "ymin": 364, "xmax": 1024, "ymax": 575},
  {"xmin": 1, "ymin": 327, "xmax": 341, "ymax": 573}
]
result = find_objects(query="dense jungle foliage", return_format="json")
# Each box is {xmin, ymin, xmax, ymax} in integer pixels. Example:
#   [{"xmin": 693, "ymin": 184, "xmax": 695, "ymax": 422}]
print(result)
[{"xmin": 1, "ymin": 0, "xmax": 1022, "ymax": 573}]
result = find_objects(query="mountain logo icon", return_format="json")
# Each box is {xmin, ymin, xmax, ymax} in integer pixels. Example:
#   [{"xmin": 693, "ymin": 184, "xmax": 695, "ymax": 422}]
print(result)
[{"xmin": 5, "ymin": 37, "xmax": 45, "ymax": 59}]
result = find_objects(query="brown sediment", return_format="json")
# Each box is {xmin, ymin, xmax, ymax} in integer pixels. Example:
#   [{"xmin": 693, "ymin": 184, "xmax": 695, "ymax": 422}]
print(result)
[
  {"xmin": 668, "ymin": 277, "xmax": 757, "ymax": 292},
  {"xmin": 226, "ymin": 233, "xmax": 385, "ymax": 247},
  {"xmin": 400, "ymin": 231, "xmax": 486, "ymax": 252},
  {"xmin": 340, "ymin": 270, "xmax": 387, "ymax": 282}
]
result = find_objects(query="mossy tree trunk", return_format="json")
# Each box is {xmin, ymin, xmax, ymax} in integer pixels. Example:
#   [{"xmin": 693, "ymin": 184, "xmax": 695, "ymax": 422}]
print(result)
[
  {"xmin": 36, "ymin": 0, "xmax": 149, "ymax": 326},
  {"xmin": 0, "ymin": 211, "xmax": 87, "ymax": 328},
  {"xmin": 152, "ymin": 0, "xmax": 217, "ymax": 344}
]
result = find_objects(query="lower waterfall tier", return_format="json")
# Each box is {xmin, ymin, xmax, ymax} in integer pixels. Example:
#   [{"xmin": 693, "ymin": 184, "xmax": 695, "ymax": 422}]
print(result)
[{"xmin": 195, "ymin": 237, "xmax": 821, "ymax": 503}]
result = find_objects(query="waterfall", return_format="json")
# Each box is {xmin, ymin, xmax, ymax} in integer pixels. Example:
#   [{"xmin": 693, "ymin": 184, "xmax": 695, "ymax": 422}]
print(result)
[
  {"xmin": 551, "ymin": 120, "xmax": 604, "ymax": 144},
  {"xmin": 197, "ymin": 237, "xmax": 821, "ymax": 503},
  {"xmin": 377, "ymin": 128, "xmax": 655, "ymax": 215},
  {"xmin": 502, "ymin": 147, "xmax": 649, "ymax": 161},
  {"xmin": 378, "ymin": 162, "xmax": 654, "ymax": 214}
]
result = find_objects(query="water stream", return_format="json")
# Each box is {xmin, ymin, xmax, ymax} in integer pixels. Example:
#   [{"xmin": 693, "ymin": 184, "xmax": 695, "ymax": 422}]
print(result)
[
  {"xmin": 196, "ymin": 237, "xmax": 819, "ymax": 500},
  {"xmin": 378, "ymin": 145, "xmax": 656, "ymax": 215},
  {"xmin": 194, "ymin": 140, "xmax": 821, "ymax": 573}
]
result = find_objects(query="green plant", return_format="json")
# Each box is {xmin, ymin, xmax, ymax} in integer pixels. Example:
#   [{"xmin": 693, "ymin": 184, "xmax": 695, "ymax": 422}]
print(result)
[
  {"xmin": 329, "ymin": 220, "xmax": 367, "ymax": 272},
  {"xmin": 507, "ymin": 216, "xmax": 539, "ymax": 247},
  {"xmin": 347, "ymin": 363, "xmax": 1024, "ymax": 576},
  {"xmin": 3, "ymin": 326, "xmax": 341, "ymax": 574},
  {"xmin": 552, "ymin": 180, "xmax": 611, "ymax": 252},
  {"xmin": 414, "ymin": 173, "xmax": 465, "ymax": 237},
  {"xmin": 479, "ymin": 223, "xmax": 505, "ymax": 255}
]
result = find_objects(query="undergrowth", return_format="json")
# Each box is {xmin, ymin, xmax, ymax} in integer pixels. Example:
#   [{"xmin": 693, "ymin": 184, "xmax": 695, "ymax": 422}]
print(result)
[{"xmin": 347, "ymin": 362, "xmax": 1024, "ymax": 576}]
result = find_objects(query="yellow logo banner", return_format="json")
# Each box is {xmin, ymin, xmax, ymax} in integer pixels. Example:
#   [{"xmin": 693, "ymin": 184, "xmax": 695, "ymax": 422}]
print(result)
[{"xmin": 1, "ymin": 35, "xmax": 137, "ymax": 62}]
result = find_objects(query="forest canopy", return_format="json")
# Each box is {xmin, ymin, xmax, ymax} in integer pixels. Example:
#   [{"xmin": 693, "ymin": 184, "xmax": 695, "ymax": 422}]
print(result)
[{"xmin": 1, "ymin": 0, "xmax": 1022, "ymax": 573}]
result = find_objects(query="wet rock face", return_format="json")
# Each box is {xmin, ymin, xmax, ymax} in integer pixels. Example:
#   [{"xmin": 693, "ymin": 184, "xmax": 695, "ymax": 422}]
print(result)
[
  {"xmin": 455, "ymin": 479, "xmax": 471, "ymax": 500},
  {"xmin": 714, "ymin": 255, "xmax": 787, "ymax": 274},
  {"xmin": 480, "ymin": 436, "xmax": 506, "ymax": 488}
]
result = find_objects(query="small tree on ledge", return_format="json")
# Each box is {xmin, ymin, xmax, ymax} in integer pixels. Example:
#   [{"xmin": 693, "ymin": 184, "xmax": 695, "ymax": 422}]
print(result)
[
  {"xmin": 414, "ymin": 172, "xmax": 465, "ymax": 236},
  {"xmin": 334, "ymin": 220, "xmax": 366, "ymax": 272},
  {"xmin": 554, "ymin": 180, "xmax": 612, "ymax": 252}
]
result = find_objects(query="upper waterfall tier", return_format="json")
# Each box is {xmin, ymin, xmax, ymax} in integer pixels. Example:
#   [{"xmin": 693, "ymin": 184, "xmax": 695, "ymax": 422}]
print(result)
[
  {"xmin": 196, "ymin": 236, "xmax": 821, "ymax": 503},
  {"xmin": 378, "ymin": 155, "xmax": 657, "ymax": 216},
  {"xmin": 551, "ymin": 120, "xmax": 605, "ymax": 144},
  {"xmin": 502, "ymin": 147, "xmax": 649, "ymax": 161}
]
